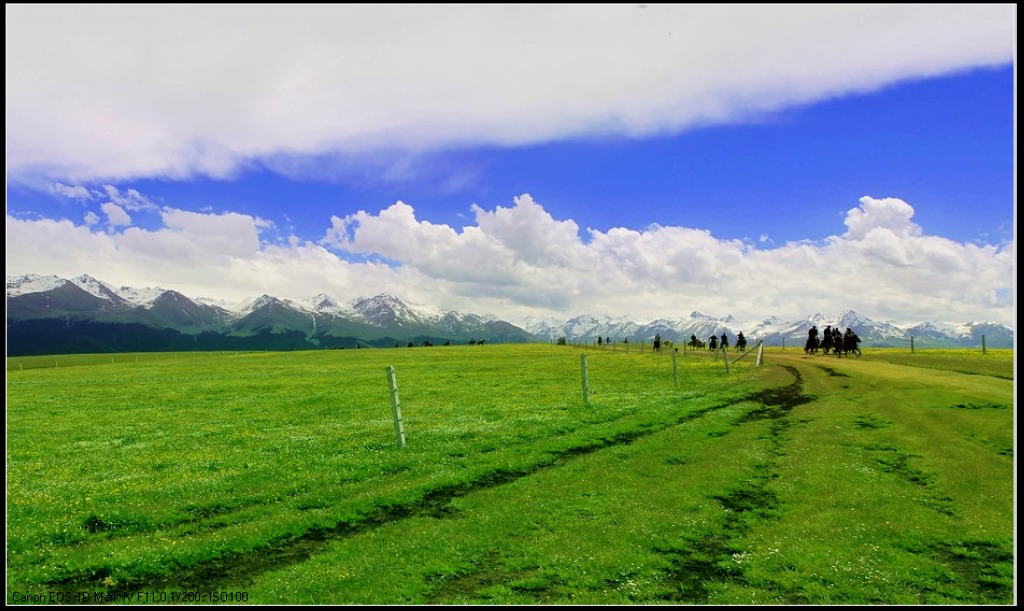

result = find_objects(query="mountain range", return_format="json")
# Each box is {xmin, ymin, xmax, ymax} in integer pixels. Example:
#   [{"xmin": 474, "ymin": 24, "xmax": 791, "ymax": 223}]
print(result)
[
  {"xmin": 6, "ymin": 274, "xmax": 1014, "ymax": 356},
  {"xmin": 523, "ymin": 311, "xmax": 1013, "ymax": 351}
]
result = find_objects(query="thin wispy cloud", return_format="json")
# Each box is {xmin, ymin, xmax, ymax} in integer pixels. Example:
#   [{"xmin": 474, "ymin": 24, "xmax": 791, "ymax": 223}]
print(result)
[
  {"xmin": 101, "ymin": 186, "xmax": 160, "ymax": 212},
  {"xmin": 49, "ymin": 183, "xmax": 94, "ymax": 200}
]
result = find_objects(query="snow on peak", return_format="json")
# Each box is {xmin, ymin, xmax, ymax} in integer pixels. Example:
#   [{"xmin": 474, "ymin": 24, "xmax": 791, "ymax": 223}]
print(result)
[
  {"xmin": 115, "ymin": 285, "xmax": 168, "ymax": 307},
  {"xmin": 6, "ymin": 274, "xmax": 68, "ymax": 296},
  {"xmin": 303, "ymin": 293, "xmax": 339, "ymax": 310},
  {"xmin": 246, "ymin": 294, "xmax": 282, "ymax": 311},
  {"xmin": 70, "ymin": 274, "xmax": 120, "ymax": 301},
  {"xmin": 347, "ymin": 293, "xmax": 448, "ymax": 326}
]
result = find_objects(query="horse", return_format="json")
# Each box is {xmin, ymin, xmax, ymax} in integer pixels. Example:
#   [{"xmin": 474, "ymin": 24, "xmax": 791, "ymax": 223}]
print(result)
[
  {"xmin": 735, "ymin": 336, "xmax": 748, "ymax": 352},
  {"xmin": 687, "ymin": 337, "xmax": 705, "ymax": 350},
  {"xmin": 840, "ymin": 331, "xmax": 861, "ymax": 357},
  {"xmin": 820, "ymin": 331, "xmax": 833, "ymax": 355},
  {"xmin": 830, "ymin": 330, "xmax": 844, "ymax": 357},
  {"xmin": 804, "ymin": 336, "xmax": 820, "ymax": 354}
]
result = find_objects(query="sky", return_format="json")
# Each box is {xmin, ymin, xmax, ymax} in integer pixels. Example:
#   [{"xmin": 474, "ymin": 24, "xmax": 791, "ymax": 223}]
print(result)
[{"xmin": 5, "ymin": 4, "xmax": 1017, "ymax": 327}]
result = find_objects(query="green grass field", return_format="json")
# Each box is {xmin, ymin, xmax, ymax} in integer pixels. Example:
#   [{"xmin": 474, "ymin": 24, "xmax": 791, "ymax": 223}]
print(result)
[{"xmin": 6, "ymin": 344, "xmax": 1014, "ymax": 604}]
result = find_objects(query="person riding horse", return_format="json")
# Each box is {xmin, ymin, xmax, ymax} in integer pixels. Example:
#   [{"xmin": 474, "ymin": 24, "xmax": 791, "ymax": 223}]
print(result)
[
  {"xmin": 805, "ymin": 325, "xmax": 820, "ymax": 354},
  {"xmin": 831, "ymin": 327, "xmax": 844, "ymax": 357},
  {"xmin": 841, "ymin": 327, "xmax": 862, "ymax": 357},
  {"xmin": 820, "ymin": 325, "xmax": 833, "ymax": 354}
]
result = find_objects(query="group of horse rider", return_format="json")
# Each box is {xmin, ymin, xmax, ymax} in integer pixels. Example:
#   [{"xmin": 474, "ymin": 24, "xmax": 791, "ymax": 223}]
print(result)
[
  {"xmin": 684, "ymin": 332, "xmax": 747, "ymax": 352},
  {"xmin": 601, "ymin": 332, "xmax": 749, "ymax": 353},
  {"xmin": 805, "ymin": 324, "xmax": 861, "ymax": 357}
]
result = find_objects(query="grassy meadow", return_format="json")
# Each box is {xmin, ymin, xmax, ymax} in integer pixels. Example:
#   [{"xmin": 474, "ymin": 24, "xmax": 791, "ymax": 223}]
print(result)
[{"xmin": 6, "ymin": 344, "xmax": 1015, "ymax": 604}]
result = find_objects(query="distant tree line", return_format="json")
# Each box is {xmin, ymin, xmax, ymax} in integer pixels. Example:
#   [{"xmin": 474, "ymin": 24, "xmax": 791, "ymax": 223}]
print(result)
[{"xmin": 6, "ymin": 319, "xmax": 516, "ymax": 356}]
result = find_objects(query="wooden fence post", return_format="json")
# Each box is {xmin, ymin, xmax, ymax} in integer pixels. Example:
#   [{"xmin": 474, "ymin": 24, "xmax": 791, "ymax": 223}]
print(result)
[
  {"xmin": 581, "ymin": 353, "xmax": 590, "ymax": 406},
  {"xmin": 385, "ymin": 366, "xmax": 406, "ymax": 448},
  {"xmin": 672, "ymin": 349, "xmax": 679, "ymax": 388}
]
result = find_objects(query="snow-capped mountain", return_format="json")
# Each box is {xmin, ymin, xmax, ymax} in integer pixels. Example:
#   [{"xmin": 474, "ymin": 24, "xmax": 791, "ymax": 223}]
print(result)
[
  {"xmin": 6, "ymin": 274, "xmax": 536, "ymax": 355},
  {"xmin": 301, "ymin": 293, "xmax": 345, "ymax": 315},
  {"xmin": 6, "ymin": 273, "xmax": 69, "ymax": 297},
  {"xmin": 7, "ymin": 273, "xmax": 163, "ymax": 309},
  {"xmin": 6, "ymin": 274, "xmax": 1014, "ymax": 356},
  {"xmin": 541, "ymin": 314, "xmax": 646, "ymax": 342},
  {"xmin": 114, "ymin": 285, "xmax": 169, "ymax": 308},
  {"xmin": 234, "ymin": 294, "xmax": 302, "ymax": 316},
  {"xmin": 349, "ymin": 294, "xmax": 438, "ymax": 327},
  {"xmin": 68, "ymin": 274, "xmax": 127, "ymax": 304},
  {"xmin": 521, "ymin": 307, "xmax": 1013, "ymax": 349}
]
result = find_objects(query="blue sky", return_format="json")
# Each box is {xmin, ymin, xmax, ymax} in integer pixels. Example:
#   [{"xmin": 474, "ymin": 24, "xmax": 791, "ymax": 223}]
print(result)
[{"xmin": 5, "ymin": 5, "xmax": 1016, "ymax": 326}]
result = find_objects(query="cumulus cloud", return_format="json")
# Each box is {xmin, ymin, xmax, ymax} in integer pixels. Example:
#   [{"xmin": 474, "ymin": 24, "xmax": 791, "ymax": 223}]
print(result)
[
  {"xmin": 4, "ymin": 194, "xmax": 1014, "ymax": 326},
  {"xmin": 318, "ymin": 194, "xmax": 1012, "ymax": 324},
  {"xmin": 323, "ymin": 201, "xmax": 526, "ymax": 290},
  {"xmin": 471, "ymin": 195, "xmax": 583, "ymax": 268},
  {"xmin": 843, "ymin": 196, "xmax": 922, "ymax": 239},
  {"xmin": 100, "ymin": 203, "xmax": 132, "ymax": 227},
  {"xmin": 5, "ymin": 209, "xmax": 391, "ymax": 303},
  {"xmin": 6, "ymin": 5, "xmax": 1013, "ymax": 183}
]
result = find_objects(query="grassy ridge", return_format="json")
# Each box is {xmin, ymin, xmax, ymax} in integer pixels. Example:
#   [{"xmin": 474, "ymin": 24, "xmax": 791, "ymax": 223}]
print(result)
[{"xmin": 6, "ymin": 345, "xmax": 1014, "ymax": 603}]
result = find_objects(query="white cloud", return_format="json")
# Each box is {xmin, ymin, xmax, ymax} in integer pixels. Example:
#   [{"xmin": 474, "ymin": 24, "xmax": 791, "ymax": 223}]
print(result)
[
  {"xmin": 318, "ymin": 194, "xmax": 1012, "ymax": 324},
  {"xmin": 83, "ymin": 211, "xmax": 100, "ymax": 226},
  {"xmin": 4, "ymin": 195, "xmax": 1014, "ymax": 326},
  {"xmin": 100, "ymin": 203, "xmax": 132, "ymax": 227},
  {"xmin": 6, "ymin": 5, "xmax": 1013, "ymax": 183},
  {"xmin": 49, "ymin": 183, "xmax": 93, "ymax": 200},
  {"xmin": 102, "ymin": 185, "xmax": 159, "ymax": 212},
  {"xmin": 843, "ymin": 196, "xmax": 922, "ymax": 240},
  {"xmin": 471, "ymin": 195, "xmax": 583, "ymax": 267}
]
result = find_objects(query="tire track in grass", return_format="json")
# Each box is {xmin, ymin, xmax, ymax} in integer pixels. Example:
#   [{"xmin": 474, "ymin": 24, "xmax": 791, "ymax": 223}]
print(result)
[
  {"xmin": 653, "ymin": 365, "xmax": 813, "ymax": 603},
  {"xmin": 52, "ymin": 368, "xmax": 809, "ymax": 601},
  {"xmin": 422, "ymin": 366, "xmax": 813, "ymax": 604},
  {"xmin": 769, "ymin": 356, "xmax": 1012, "ymax": 604},
  {"xmin": 927, "ymin": 540, "xmax": 1014, "ymax": 603},
  {"xmin": 413, "ymin": 360, "xmax": 1011, "ymax": 605}
]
